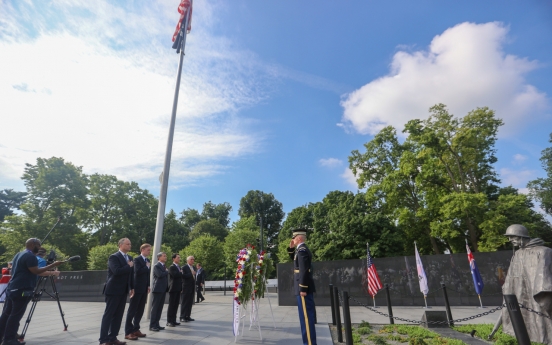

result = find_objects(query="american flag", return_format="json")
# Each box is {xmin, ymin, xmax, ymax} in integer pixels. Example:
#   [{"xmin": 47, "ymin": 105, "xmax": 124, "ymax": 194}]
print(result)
[
  {"xmin": 172, "ymin": 0, "xmax": 193, "ymax": 49},
  {"xmin": 366, "ymin": 244, "xmax": 382, "ymax": 297}
]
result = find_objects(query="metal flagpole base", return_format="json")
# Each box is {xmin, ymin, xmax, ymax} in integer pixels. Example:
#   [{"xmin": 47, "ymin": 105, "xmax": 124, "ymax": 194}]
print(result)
[
  {"xmin": 422, "ymin": 295, "xmax": 431, "ymax": 309},
  {"xmin": 372, "ymin": 296, "xmax": 379, "ymax": 308},
  {"xmin": 477, "ymin": 294, "xmax": 486, "ymax": 308}
]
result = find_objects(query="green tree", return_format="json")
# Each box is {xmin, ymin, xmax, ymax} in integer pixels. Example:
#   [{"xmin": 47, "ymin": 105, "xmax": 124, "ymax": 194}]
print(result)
[
  {"xmin": 1, "ymin": 157, "xmax": 90, "ymax": 269},
  {"xmin": 180, "ymin": 235, "xmax": 223, "ymax": 279},
  {"xmin": 277, "ymin": 191, "xmax": 404, "ymax": 262},
  {"xmin": 88, "ymin": 243, "xmax": 118, "ymax": 270},
  {"xmin": 528, "ymin": 133, "xmax": 552, "ymax": 217},
  {"xmin": 163, "ymin": 209, "xmax": 189, "ymax": 253},
  {"xmin": 404, "ymin": 104, "xmax": 503, "ymax": 252},
  {"xmin": 238, "ymin": 190, "xmax": 284, "ymax": 254},
  {"xmin": 201, "ymin": 201, "xmax": 232, "ymax": 228},
  {"xmin": 189, "ymin": 218, "xmax": 229, "ymax": 242},
  {"xmin": 0, "ymin": 189, "xmax": 27, "ymax": 222},
  {"xmin": 349, "ymin": 125, "xmax": 443, "ymax": 254},
  {"xmin": 223, "ymin": 217, "xmax": 259, "ymax": 268},
  {"xmin": 479, "ymin": 187, "xmax": 552, "ymax": 251},
  {"xmin": 86, "ymin": 174, "xmax": 158, "ymax": 247}
]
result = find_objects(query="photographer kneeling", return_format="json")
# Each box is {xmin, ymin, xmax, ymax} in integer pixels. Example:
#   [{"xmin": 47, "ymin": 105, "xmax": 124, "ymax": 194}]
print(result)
[{"xmin": 0, "ymin": 238, "xmax": 63, "ymax": 345}]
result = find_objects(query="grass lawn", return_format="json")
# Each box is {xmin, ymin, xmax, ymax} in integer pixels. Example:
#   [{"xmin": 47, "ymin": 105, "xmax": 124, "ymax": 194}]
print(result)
[
  {"xmin": 330, "ymin": 321, "xmax": 468, "ymax": 345},
  {"xmin": 453, "ymin": 324, "xmax": 545, "ymax": 345}
]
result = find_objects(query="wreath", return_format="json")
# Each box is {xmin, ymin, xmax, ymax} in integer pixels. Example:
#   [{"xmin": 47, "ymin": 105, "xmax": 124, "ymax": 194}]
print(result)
[
  {"xmin": 253, "ymin": 251, "xmax": 273, "ymax": 300},
  {"xmin": 233, "ymin": 245, "xmax": 257, "ymax": 306}
]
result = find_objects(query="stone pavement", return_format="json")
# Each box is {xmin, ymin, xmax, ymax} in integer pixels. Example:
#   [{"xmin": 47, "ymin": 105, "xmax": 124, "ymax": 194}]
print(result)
[{"xmin": 14, "ymin": 292, "xmax": 500, "ymax": 344}]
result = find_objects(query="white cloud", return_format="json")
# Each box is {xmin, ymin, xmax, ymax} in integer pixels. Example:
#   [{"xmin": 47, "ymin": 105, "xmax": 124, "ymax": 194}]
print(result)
[
  {"xmin": 340, "ymin": 167, "xmax": 358, "ymax": 189},
  {"xmin": 0, "ymin": 0, "xmax": 267, "ymax": 188},
  {"xmin": 319, "ymin": 158, "xmax": 343, "ymax": 168},
  {"xmin": 513, "ymin": 154, "xmax": 528, "ymax": 163},
  {"xmin": 340, "ymin": 22, "xmax": 548, "ymax": 136},
  {"xmin": 500, "ymin": 168, "xmax": 536, "ymax": 188}
]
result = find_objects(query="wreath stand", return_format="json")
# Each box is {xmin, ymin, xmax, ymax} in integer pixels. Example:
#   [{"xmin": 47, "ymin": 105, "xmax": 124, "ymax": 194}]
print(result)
[{"xmin": 234, "ymin": 271, "xmax": 276, "ymax": 342}]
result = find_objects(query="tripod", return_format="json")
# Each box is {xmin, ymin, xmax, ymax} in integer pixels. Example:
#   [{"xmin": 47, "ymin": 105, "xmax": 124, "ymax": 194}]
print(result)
[{"xmin": 19, "ymin": 274, "xmax": 68, "ymax": 341}]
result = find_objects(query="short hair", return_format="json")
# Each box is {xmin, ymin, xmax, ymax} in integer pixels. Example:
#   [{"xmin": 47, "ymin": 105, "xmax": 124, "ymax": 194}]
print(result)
[
  {"xmin": 140, "ymin": 243, "xmax": 151, "ymax": 252},
  {"xmin": 118, "ymin": 238, "xmax": 129, "ymax": 247},
  {"xmin": 172, "ymin": 253, "xmax": 180, "ymax": 260},
  {"xmin": 187, "ymin": 256, "xmax": 194, "ymax": 261},
  {"xmin": 196, "ymin": 263, "xmax": 202, "ymax": 267},
  {"xmin": 157, "ymin": 252, "xmax": 166, "ymax": 259},
  {"xmin": 37, "ymin": 248, "xmax": 47, "ymax": 256}
]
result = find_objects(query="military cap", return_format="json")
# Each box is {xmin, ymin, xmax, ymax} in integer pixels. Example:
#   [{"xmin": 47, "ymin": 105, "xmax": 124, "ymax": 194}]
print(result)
[{"xmin": 291, "ymin": 226, "xmax": 311, "ymax": 238}]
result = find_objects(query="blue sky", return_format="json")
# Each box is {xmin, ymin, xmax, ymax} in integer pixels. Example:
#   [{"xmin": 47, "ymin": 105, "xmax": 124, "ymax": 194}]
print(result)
[{"xmin": 1, "ymin": 0, "xmax": 551, "ymax": 222}]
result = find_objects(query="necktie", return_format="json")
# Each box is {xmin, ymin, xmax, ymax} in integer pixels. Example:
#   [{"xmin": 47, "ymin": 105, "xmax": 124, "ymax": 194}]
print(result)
[{"xmin": 124, "ymin": 254, "xmax": 128, "ymax": 262}]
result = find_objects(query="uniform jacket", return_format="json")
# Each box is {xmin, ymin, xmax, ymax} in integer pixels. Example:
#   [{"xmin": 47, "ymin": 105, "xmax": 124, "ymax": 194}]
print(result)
[
  {"xmin": 168, "ymin": 263, "xmax": 183, "ymax": 292},
  {"xmin": 104, "ymin": 252, "xmax": 134, "ymax": 296},
  {"xmin": 288, "ymin": 243, "xmax": 315, "ymax": 295},
  {"xmin": 133, "ymin": 255, "xmax": 150, "ymax": 294},
  {"xmin": 152, "ymin": 262, "xmax": 168, "ymax": 293},
  {"xmin": 181, "ymin": 264, "xmax": 195, "ymax": 290}
]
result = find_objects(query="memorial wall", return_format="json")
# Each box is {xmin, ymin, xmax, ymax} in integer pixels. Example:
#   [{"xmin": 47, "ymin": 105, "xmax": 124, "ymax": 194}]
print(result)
[{"xmin": 277, "ymin": 250, "xmax": 512, "ymax": 307}]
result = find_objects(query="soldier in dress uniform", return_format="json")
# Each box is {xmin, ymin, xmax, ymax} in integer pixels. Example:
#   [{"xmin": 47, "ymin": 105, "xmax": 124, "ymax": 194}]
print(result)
[{"xmin": 287, "ymin": 227, "xmax": 317, "ymax": 345}]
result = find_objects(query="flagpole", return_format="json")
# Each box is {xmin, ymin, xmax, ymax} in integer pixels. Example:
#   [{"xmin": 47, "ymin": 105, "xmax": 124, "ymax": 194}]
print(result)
[{"xmin": 146, "ymin": 3, "xmax": 192, "ymax": 320}]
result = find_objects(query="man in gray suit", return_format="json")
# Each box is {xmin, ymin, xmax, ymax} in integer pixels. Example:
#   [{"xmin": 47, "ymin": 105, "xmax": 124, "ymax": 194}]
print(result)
[{"xmin": 149, "ymin": 252, "xmax": 168, "ymax": 332}]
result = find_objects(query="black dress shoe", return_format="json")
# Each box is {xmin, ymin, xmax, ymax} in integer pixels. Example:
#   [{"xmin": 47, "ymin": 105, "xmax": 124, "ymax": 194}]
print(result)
[
  {"xmin": 174, "ymin": 322, "xmax": 181, "ymax": 325},
  {"xmin": 158, "ymin": 326, "xmax": 165, "ymax": 330},
  {"xmin": 166, "ymin": 322, "xmax": 176, "ymax": 327},
  {"xmin": 186, "ymin": 317, "xmax": 195, "ymax": 321},
  {"xmin": 149, "ymin": 327, "xmax": 160, "ymax": 332},
  {"xmin": 180, "ymin": 317, "xmax": 185, "ymax": 322},
  {"xmin": 183, "ymin": 318, "xmax": 189, "ymax": 322}
]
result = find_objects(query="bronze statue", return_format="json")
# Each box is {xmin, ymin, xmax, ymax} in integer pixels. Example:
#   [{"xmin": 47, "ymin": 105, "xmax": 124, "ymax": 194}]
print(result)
[{"xmin": 489, "ymin": 224, "xmax": 552, "ymax": 344}]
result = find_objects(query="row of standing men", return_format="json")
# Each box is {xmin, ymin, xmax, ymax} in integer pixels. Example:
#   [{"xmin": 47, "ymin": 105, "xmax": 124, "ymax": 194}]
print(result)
[{"xmin": 99, "ymin": 239, "xmax": 205, "ymax": 345}]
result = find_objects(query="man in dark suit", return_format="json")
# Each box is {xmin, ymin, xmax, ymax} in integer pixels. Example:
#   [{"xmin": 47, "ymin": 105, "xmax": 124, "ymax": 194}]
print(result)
[
  {"xmin": 99, "ymin": 238, "xmax": 135, "ymax": 345},
  {"xmin": 195, "ymin": 262, "xmax": 205, "ymax": 303},
  {"xmin": 149, "ymin": 252, "xmax": 168, "ymax": 331},
  {"xmin": 166, "ymin": 254, "xmax": 183, "ymax": 326},
  {"xmin": 124, "ymin": 243, "xmax": 151, "ymax": 340},
  {"xmin": 179, "ymin": 256, "xmax": 196, "ymax": 322}
]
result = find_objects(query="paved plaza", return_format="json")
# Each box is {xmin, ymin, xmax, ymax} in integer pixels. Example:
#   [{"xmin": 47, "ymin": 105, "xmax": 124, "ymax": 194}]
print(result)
[{"xmin": 15, "ymin": 292, "xmax": 500, "ymax": 344}]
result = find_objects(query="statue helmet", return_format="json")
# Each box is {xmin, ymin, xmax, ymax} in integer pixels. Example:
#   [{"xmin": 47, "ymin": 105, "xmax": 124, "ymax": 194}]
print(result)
[{"xmin": 504, "ymin": 224, "xmax": 530, "ymax": 238}]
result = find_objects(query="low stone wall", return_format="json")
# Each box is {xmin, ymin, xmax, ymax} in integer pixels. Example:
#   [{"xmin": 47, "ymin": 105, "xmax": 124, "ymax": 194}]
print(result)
[{"xmin": 277, "ymin": 251, "xmax": 512, "ymax": 307}]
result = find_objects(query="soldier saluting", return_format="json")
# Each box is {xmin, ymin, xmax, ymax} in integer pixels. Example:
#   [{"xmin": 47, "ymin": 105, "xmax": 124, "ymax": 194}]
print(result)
[{"xmin": 287, "ymin": 227, "xmax": 317, "ymax": 345}]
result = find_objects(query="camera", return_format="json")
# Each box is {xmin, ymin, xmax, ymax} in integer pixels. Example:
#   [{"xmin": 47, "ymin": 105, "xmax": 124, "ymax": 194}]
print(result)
[{"xmin": 46, "ymin": 250, "xmax": 57, "ymax": 265}]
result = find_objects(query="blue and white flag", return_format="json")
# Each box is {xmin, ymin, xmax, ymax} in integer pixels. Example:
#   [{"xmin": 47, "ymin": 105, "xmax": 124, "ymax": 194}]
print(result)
[
  {"xmin": 414, "ymin": 243, "xmax": 429, "ymax": 295},
  {"xmin": 466, "ymin": 244, "xmax": 484, "ymax": 295}
]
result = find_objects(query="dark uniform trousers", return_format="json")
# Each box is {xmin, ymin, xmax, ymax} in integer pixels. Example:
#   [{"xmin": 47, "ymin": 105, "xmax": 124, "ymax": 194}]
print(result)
[
  {"xmin": 150, "ymin": 292, "xmax": 166, "ymax": 328},
  {"xmin": 296, "ymin": 294, "xmax": 317, "ymax": 345},
  {"xmin": 100, "ymin": 293, "xmax": 128, "ymax": 343}
]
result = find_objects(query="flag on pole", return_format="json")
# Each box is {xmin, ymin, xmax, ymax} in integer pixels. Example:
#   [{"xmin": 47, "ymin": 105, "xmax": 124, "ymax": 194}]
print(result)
[
  {"xmin": 466, "ymin": 244, "xmax": 484, "ymax": 295},
  {"xmin": 172, "ymin": 0, "xmax": 193, "ymax": 50},
  {"xmin": 414, "ymin": 243, "xmax": 429, "ymax": 295},
  {"xmin": 366, "ymin": 243, "xmax": 383, "ymax": 297}
]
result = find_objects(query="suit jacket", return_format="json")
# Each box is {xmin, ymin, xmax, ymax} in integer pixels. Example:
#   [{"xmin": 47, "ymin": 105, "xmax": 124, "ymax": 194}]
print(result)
[
  {"xmin": 195, "ymin": 268, "xmax": 205, "ymax": 287},
  {"xmin": 181, "ymin": 264, "xmax": 195, "ymax": 290},
  {"xmin": 104, "ymin": 252, "xmax": 134, "ymax": 296},
  {"xmin": 152, "ymin": 262, "xmax": 168, "ymax": 293},
  {"xmin": 168, "ymin": 263, "xmax": 183, "ymax": 292},
  {"xmin": 133, "ymin": 255, "xmax": 150, "ymax": 294}
]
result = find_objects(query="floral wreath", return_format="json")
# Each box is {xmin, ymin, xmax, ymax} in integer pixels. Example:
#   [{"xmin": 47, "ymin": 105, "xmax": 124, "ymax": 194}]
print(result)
[
  {"xmin": 233, "ymin": 245, "xmax": 256, "ymax": 306},
  {"xmin": 233, "ymin": 245, "xmax": 276, "ymax": 308}
]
